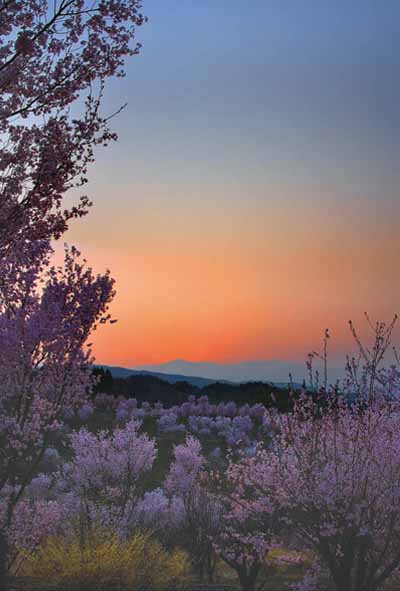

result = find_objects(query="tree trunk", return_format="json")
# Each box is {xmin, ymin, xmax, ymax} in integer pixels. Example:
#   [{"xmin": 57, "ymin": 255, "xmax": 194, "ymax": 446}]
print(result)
[
  {"xmin": 206, "ymin": 553, "xmax": 216, "ymax": 583},
  {"xmin": 0, "ymin": 529, "xmax": 8, "ymax": 591},
  {"xmin": 238, "ymin": 571, "xmax": 257, "ymax": 591}
]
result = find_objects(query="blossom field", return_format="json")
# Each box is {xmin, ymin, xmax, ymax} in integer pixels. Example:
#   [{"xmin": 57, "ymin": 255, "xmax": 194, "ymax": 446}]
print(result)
[{"xmin": 2, "ymin": 316, "xmax": 400, "ymax": 591}]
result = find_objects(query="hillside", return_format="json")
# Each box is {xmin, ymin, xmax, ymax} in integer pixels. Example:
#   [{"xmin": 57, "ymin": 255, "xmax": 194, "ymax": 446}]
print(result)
[{"xmin": 93, "ymin": 366, "xmax": 295, "ymax": 410}]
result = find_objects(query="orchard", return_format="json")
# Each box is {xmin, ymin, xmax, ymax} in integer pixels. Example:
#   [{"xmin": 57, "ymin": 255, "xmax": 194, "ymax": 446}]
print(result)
[{"xmin": 0, "ymin": 2, "xmax": 399, "ymax": 591}]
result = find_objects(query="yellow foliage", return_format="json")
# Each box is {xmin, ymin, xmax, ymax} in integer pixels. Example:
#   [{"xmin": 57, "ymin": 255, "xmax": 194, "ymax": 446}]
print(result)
[{"xmin": 21, "ymin": 530, "xmax": 189, "ymax": 591}]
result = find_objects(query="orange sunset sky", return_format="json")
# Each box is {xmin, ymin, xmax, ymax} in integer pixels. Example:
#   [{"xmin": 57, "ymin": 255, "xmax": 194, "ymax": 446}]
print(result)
[{"xmin": 64, "ymin": 1, "xmax": 399, "ymax": 368}]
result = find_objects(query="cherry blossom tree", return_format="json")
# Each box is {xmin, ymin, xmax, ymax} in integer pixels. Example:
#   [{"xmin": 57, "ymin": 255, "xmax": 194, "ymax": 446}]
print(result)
[
  {"xmin": 210, "ymin": 456, "xmax": 275, "ymax": 591},
  {"xmin": 226, "ymin": 318, "xmax": 400, "ymax": 591},
  {"xmin": 0, "ymin": 244, "xmax": 115, "ymax": 582},
  {"xmin": 0, "ymin": 0, "xmax": 146, "ymax": 251},
  {"xmin": 60, "ymin": 419, "xmax": 156, "ymax": 543},
  {"xmin": 165, "ymin": 437, "xmax": 275, "ymax": 591},
  {"xmin": 0, "ymin": 1, "xmax": 147, "ymax": 584},
  {"xmin": 6, "ymin": 496, "xmax": 66, "ymax": 576},
  {"xmin": 165, "ymin": 437, "xmax": 221, "ymax": 583},
  {"xmin": 306, "ymin": 314, "xmax": 400, "ymax": 403},
  {"xmin": 2, "ymin": 420, "xmax": 156, "ymax": 577},
  {"xmin": 238, "ymin": 393, "xmax": 400, "ymax": 591}
]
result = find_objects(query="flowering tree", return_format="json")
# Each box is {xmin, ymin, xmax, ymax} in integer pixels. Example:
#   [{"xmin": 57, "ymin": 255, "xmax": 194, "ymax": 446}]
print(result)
[
  {"xmin": 344, "ymin": 314, "xmax": 400, "ymax": 401},
  {"xmin": 241, "ymin": 393, "xmax": 400, "ymax": 591},
  {"xmin": 213, "ymin": 529, "xmax": 270, "ymax": 591},
  {"xmin": 224, "ymin": 318, "xmax": 400, "ymax": 591},
  {"xmin": 6, "ymin": 496, "xmax": 66, "ymax": 576},
  {"xmin": 60, "ymin": 419, "xmax": 156, "ymax": 542},
  {"xmin": 165, "ymin": 437, "xmax": 221, "ymax": 582},
  {"xmin": 0, "ymin": 244, "xmax": 115, "ymax": 581},
  {"xmin": 0, "ymin": 1, "xmax": 147, "ymax": 583},
  {"xmin": 0, "ymin": 245, "xmax": 115, "ymax": 496},
  {"xmin": 1, "ymin": 419, "xmax": 156, "ymax": 576},
  {"xmin": 206, "ymin": 446, "xmax": 276, "ymax": 591},
  {"xmin": 130, "ymin": 488, "xmax": 186, "ymax": 545},
  {"xmin": 165, "ymin": 436, "xmax": 274, "ymax": 591},
  {"xmin": 306, "ymin": 314, "xmax": 400, "ymax": 403},
  {"xmin": 0, "ymin": 0, "xmax": 146, "ymax": 250}
]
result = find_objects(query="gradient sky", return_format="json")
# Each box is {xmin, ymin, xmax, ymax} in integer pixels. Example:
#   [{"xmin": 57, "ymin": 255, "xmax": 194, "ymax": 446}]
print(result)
[{"xmin": 65, "ymin": 0, "xmax": 400, "ymax": 367}]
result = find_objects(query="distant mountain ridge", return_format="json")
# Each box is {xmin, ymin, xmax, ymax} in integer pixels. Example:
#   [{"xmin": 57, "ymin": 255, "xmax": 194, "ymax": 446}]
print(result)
[
  {"xmin": 98, "ymin": 358, "xmax": 345, "ymax": 388},
  {"xmin": 99, "ymin": 366, "xmax": 233, "ymax": 388},
  {"xmin": 130, "ymin": 359, "xmax": 345, "ymax": 385}
]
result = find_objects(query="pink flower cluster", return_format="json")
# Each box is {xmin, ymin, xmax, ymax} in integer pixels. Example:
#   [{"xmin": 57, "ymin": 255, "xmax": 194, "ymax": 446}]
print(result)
[
  {"xmin": 112, "ymin": 394, "xmax": 269, "ymax": 448},
  {"xmin": 0, "ymin": 0, "xmax": 146, "ymax": 249},
  {"xmin": 0, "ymin": 246, "xmax": 114, "ymax": 533}
]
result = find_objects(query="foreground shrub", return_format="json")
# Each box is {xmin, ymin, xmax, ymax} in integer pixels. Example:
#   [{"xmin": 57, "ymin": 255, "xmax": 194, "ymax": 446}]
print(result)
[{"xmin": 21, "ymin": 530, "xmax": 189, "ymax": 591}]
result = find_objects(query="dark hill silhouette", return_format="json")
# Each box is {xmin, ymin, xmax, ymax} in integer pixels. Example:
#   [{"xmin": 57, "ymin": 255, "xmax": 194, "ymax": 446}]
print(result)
[
  {"xmin": 93, "ymin": 366, "xmax": 294, "ymax": 410},
  {"xmin": 93, "ymin": 368, "xmax": 191, "ymax": 405},
  {"xmin": 95, "ymin": 365, "xmax": 227, "ymax": 388}
]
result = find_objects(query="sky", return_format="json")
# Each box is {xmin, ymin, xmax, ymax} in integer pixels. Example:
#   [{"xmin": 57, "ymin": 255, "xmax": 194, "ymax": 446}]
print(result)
[{"xmin": 65, "ymin": 0, "xmax": 400, "ymax": 369}]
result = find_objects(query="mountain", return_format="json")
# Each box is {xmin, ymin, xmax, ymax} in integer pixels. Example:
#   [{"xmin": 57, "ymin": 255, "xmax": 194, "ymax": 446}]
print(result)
[
  {"xmin": 131, "ymin": 359, "xmax": 345, "ymax": 385},
  {"xmin": 98, "ymin": 365, "xmax": 231, "ymax": 388},
  {"xmin": 93, "ymin": 367, "xmax": 298, "ymax": 410}
]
